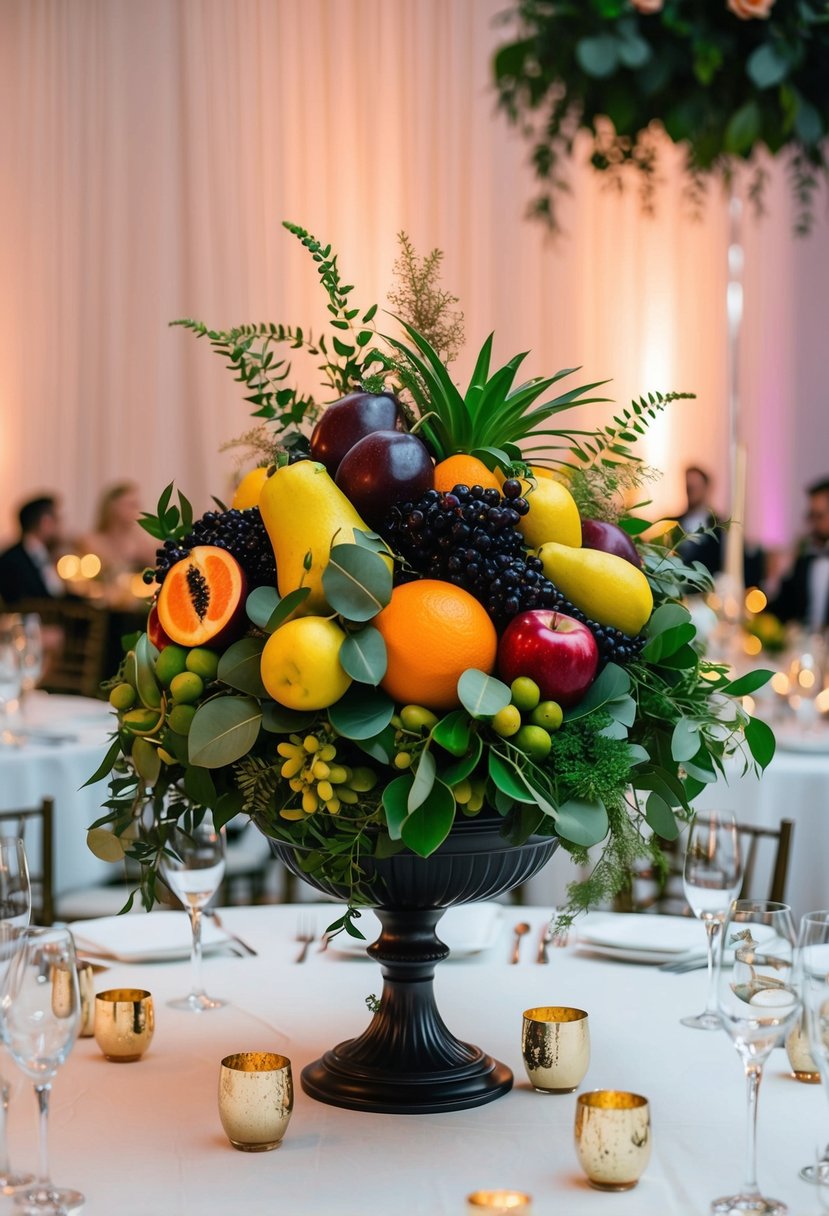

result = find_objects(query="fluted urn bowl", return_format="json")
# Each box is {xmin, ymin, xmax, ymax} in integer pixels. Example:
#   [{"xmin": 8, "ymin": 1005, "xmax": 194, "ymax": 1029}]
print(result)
[{"xmin": 268, "ymin": 812, "xmax": 558, "ymax": 1115}]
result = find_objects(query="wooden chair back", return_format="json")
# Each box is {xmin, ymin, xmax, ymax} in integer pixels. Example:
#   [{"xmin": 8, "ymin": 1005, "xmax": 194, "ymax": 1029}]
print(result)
[
  {"xmin": 20, "ymin": 598, "xmax": 108, "ymax": 700},
  {"xmin": 0, "ymin": 798, "xmax": 54, "ymax": 925}
]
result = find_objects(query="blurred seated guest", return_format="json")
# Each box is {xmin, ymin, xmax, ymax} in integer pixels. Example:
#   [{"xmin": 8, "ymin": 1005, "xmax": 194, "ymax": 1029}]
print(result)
[
  {"xmin": 673, "ymin": 466, "xmax": 723, "ymax": 575},
  {"xmin": 769, "ymin": 477, "xmax": 829, "ymax": 630},
  {"xmin": 0, "ymin": 495, "xmax": 66, "ymax": 604},
  {"xmin": 78, "ymin": 482, "xmax": 157, "ymax": 594}
]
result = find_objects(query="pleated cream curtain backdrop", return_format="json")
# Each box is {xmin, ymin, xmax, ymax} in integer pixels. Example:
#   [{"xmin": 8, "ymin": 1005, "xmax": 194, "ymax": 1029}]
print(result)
[{"xmin": 0, "ymin": 0, "xmax": 827, "ymax": 550}]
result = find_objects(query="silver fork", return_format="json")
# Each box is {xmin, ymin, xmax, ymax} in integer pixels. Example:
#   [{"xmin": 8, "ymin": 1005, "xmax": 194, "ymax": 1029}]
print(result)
[{"xmin": 295, "ymin": 914, "xmax": 316, "ymax": 963}]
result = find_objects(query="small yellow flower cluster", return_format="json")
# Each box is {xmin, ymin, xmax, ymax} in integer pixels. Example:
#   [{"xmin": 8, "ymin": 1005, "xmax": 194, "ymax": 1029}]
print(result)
[{"xmin": 277, "ymin": 734, "xmax": 376, "ymax": 821}]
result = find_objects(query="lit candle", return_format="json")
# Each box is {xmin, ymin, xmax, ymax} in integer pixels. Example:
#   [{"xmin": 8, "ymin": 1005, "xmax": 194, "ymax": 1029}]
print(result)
[{"xmin": 466, "ymin": 1192, "xmax": 533, "ymax": 1214}]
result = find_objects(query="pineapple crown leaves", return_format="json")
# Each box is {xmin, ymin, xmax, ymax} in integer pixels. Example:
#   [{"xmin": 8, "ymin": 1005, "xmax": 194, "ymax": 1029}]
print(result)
[{"xmin": 382, "ymin": 317, "xmax": 613, "ymax": 465}]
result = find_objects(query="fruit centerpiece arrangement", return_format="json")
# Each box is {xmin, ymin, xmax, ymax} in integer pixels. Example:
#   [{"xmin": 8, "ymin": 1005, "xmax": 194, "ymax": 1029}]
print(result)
[{"xmin": 90, "ymin": 221, "xmax": 773, "ymax": 925}]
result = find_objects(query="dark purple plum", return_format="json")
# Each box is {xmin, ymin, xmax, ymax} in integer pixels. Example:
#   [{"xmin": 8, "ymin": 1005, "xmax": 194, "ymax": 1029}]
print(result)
[
  {"xmin": 310, "ymin": 391, "xmax": 403, "ymax": 476},
  {"xmin": 581, "ymin": 519, "xmax": 643, "ymax": 568},
  {"xmin": 336, "ymin": 431, "xmax": 434, "ymax": 529}
]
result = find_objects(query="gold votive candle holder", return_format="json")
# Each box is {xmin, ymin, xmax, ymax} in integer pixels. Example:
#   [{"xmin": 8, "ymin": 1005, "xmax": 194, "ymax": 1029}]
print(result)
[
  {"xmin": 522, "ymin": 1006, "xmax": 589, "ymax": 1093},
  {"xmin": 94, "ymin": 989, "xmax": 155, "ymax": 1062},
  {"xmin": 574, "ymin": 1089, "xmax": 651, "ymax": 1191},
  {"xmin": 786, "ymin": 1016, "xmax": 821, "ymax": 1083},
  {"xmin": 218, "ymin": 1052, "xmax": 293, "ymax": 1152},
  {"xmin": 466, "ymin": 1191, "xmax": 533, "ymax": 1214},
  {"xmin": 78, "ymin": 964, "xmax": 96, "ymax": 1036}
]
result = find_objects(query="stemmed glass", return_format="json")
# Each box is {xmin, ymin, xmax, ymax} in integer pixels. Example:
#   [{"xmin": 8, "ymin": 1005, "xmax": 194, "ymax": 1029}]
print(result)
[
  {"xmin": 161, "ymin": 812, "xmax": 227, "ymax": 1012},
  {"xmin": 712, "ymin": 900, "xmax": 800, "ymax": 1216},
  {"xmin": 0, "ymin": 926, "xmax": 83, "ymax": 1214},
  {"xmin": 796, "ymin": 911, "xmax": 829, "ymax": 1184},
  {"xmin": 14, "ymin": 615, "xmax": 43, "ymax": 699},
  {"xmin": 0, "ymin": 839, "xmax": 33, "ymax": 1194},
  {"xmin": 681, "ymin": 811, "xmax": 742, "ymax": 1030},
  {"xmin": 0, "ymin": 641, "xmax": 22, "ymax": 746}
]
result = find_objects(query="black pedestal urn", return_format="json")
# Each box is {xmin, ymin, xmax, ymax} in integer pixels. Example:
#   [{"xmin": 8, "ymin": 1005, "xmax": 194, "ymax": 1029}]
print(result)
[{"xmin": 269, "ymin": 814, "xmax": 558, "ymax": 1115}]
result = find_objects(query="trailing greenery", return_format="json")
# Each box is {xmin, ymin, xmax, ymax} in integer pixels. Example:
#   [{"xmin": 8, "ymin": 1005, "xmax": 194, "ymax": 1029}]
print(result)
[{"xmin": 493, "ymin": 0, "xmax": 829, "ymax": 233}]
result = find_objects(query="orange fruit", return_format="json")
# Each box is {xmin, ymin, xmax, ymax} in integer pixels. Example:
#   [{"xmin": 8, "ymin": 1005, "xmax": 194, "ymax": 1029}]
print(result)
[
  {"xmin": 231, "ymin": 466, "xmax": 270, "ymax": 510},
  {"xmin": 434, "ymin": 455, "xmax": 500, "ymax": 494},
  {"xmin": 374, "ymin": 580, "xmax": 498, "ymax": 712}
]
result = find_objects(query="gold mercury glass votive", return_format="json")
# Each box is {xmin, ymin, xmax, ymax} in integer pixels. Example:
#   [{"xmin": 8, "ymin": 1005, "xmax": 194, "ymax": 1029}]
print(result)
[
  {"xmin": 574, "ymin": 1090, "xmax": 651, "ymax": 1191},
  {"xmin": 94, "ymin": 989, "xmax": 155, "ymax": 1062},
  {"xmin": 218, "ymin": 1053, "xmax": 293, "ymax": 1152},
  {"xmin": 786, "ymin": 1016, "xmax": 821, "ymax": 1083},
  {"xmin": 466, "ymin": 1191, "xmax": 533, "ymax": 1214},
  {"xmin": 78, "ymin": 965, "xmax": 96, "ymax": 1036},
  {"xmin": 522, "ymin": 1006, "xmax": 590, "ymax": 1093}
]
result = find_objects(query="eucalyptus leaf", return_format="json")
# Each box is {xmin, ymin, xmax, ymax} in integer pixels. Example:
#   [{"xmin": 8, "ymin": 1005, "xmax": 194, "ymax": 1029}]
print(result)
[
  {"xmin": 266, "ymin": 586, "xmax": 311, "ymax": 632},
  {"xmin": 609, "ymin": 694, "xmax": 636, "ymax": 727},
  {"xmin": 555, "ymin": 798, "xmax": 609, "ymax": 847},
  {"xmin": 564, "ymin": 663, "xmax": 629, "ymax": 721},
  {"xmin": 646, "ymin": 603, "xmax": 692, "ymax": 636},
  {"xmin": 671, "ymin": 718, "xmax": 701, "ymax": 763},
  {"xmin": 135, "ymin": 633, "xmax": 161, "ymax": 709},
  {"xmin": 642, "ymin": 622, "xmax": 696, "ymax": 663},
  {"xmin": 575, "ymin": 33, "xmax": 619, "ymax": 78},
  {"xmin": 87, "ymin": 828, "xmax": 126, "ymax": 864},
  {"xmin": 598, "ymin": 718, "xmax": 628, "ymax": 740},
  {"xmin": 408, "ymin": 749, "xmax": 436, "ymax": 812},
  {"xmin": 400, "ymin": 780, "xmax": 455, "ymax": 857},
  {"xmin": 246, "ymin": 586, "xmax": 280, "ymax": 630},
  {"xmin": 441, "ymin": 734, "xmax": 483, "ymax": 786},
  {"xmin": 217, "ymin": 636, "xmax": 268, "ymax": 696},
  {"xmin": 747, "ymin": 42, "xmax": 789, "ymax": 89},
  {"xmin": 382, "ymin": 775, "xmax": 413, "ymax": 840},
  {"xmin": 339, "ymin": 626, "xmax": 387, "ymax": 685},
  {"xmin": 457, "ymin": 670, "xmax": 511, "ymax": 719},
  {"xmin": 431, "ymin": 709, "xmax": 472, "ymax": 756},
  {"xmin": 627, "ymin": 743, "xmax": 650, "ymax": 766},
  {"xmin": 328, "ymin": 685, "xmax": 395, "ymax": 740},
  {"xmin": 322, "ymin": 544, "xmax": 392, "ymax": 622},
  {"xmin": 488, "ymin": 750, "xmax": 537, "ymax": 804},
  {"xmin": 645, "ymin": 792, "xmax": 679, "ymax": 840},
  {"xmin": 188, "ymin": 696, "xmax": 262, "ymax": 768},
  {"xmin": 357, "ymin": 724, "xmax": 396, "ymax": 764},
  {"xmin": 131, "ymin": 737, "xmax": 160, "ymax": 785}
]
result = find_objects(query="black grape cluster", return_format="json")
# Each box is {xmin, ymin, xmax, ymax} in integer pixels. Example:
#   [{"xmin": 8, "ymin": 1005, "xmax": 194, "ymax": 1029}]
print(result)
[
  {"xmin": 145, "ymin": 507, "xmax": 276, "ymax": 589},
  {"xmin": 381, "ymin": 481, "xmax": 644, "ymax": 666}
]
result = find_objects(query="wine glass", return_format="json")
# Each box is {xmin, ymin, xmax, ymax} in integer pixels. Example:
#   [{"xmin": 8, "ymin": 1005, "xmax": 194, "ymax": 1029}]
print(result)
[
  {"xmin": 681, "ymin": 811, "xmax": 742, "ymax": 1030},
  {"xmin": 0, "ymin": 641, "xmax": 22, "ymax": 746},
  {"xmin": 0, "ymin": 925, "xmax": 83, "ymax": 1213},
  {"xmin": 712, "ymin": 900, "xmax": 800, "ymax": 1216},
  {"xmin": 15, "ymin": 614, "xmax": 43, "ymax": 698},
  {"xmin": 796, "ymin": 911, "xmax": 829, "ymax": 1184},
  {"xmin": 0, "ymin": 839, "xmax": 33, "ymax": 1194},
  {"xmin": 160, "ymin": 812, "xmax": 227, "ymax": 1012}
]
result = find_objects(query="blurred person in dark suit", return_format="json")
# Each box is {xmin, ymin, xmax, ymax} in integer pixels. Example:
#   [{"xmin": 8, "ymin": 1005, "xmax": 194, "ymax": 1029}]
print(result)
[
  {"xmin": 770, "ymin": 477, "xmax": 829, "ymax": 630},
  {"xmin": 0, "ymin": 496, "xmax": 66, "ymax": 604},
  {"xmin": 674, "ymin": 466, "xmax": 723, "ymax": 576}
]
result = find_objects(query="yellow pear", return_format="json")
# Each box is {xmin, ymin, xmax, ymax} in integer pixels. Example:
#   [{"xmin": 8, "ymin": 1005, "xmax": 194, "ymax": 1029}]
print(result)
[
  {"xmin": 538, "ymin": 542, "xmax": 653, "ymax": 636},
  {"xmin": 259, "ymin": 461, "xmax": 388, "ymax": 613},
  {"xmin": 518, "ymin": 477, "xmax": 582, "ymax": 549},
  {"xmin": 260, "ymin": 616, "xmax": 351, "ymax": 710}
]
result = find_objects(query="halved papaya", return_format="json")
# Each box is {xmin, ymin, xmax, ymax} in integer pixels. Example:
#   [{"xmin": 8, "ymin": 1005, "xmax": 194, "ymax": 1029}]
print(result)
[{"xmin": 156, "ymin": 546, "xmax": 247, "ymax": 648}]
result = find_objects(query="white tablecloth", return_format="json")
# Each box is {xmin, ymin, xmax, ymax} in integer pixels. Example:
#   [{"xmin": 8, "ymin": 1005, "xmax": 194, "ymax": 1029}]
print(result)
[
  {"xmin": 2, "ymin": 905, "xmax": 823, "ymax": 1216},
  {"xmin": 0, "ymin": 693, "xmax": 113, "ymax": 895}
]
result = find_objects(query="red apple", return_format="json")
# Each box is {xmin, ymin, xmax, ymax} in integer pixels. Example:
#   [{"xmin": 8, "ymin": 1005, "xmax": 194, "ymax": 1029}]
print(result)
[
  {"xmin": 147, "ymin": 603, "xmax": 172, "ymax": 652},
  {"xmin": 498, "ymin": 610, "xmax": 599, "ymax": 708},
  {"xmin": 581, "ymin": 519, "xmax": 642, "ymax": 568}
]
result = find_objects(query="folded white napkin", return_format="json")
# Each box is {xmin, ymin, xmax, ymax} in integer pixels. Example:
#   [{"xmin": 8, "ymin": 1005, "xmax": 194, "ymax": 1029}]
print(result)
[{"xmin": 70, "ymin": 910, "xmax": 228, "ymax": 962}]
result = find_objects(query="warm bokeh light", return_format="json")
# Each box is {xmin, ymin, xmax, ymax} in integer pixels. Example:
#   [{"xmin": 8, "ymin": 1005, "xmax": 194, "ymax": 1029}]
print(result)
[
  {"xmin": 770, "ymin": 672, "xmax": 790, "ymax": 695},
  {"xmin": 742, "ymin": 635, "xmax": 762, "ymax": 656},
  {"xmin": 798, "ymin": 669, "xmax": 816, "ymax": 690},
  {"xmin": 741, "ymin": 695, "xmax": 756, "ymax": 715},
  {"xmin": 816, "ymin": 688, "xmax": 829, "ymax": 714},
  {"xmin": 744, "ymin": 588, "xmax": 767, "ymax": 615},
  {"xmin": 80, "ymin": 553, "xmax": 102, "ymax": 579},
  {"xmin": 130, "ymin": 573, "xmax": 155, "ymax": 599},
  {"xmin": 56, "ymin": 554, "xmax": 80, "ymax": 579}
]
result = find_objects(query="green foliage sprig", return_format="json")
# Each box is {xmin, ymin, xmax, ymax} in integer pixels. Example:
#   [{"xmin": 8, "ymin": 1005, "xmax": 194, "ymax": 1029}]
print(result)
[
  {"xmin": 494, "ymin": 0, "xmax": 829, "ymax": 233},
  {"xmin": 387, "ymin": 233, "xmax": 465, "ymax": 364}
]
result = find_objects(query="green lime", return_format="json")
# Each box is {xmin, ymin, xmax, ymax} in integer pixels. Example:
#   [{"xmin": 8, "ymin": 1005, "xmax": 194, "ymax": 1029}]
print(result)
[
  {"xmin": 168, "ymin": 703, "xmax": 197, "ymax": 735},
  {"xmin": 109, "ymin": 682, "xmax": 137, "ymax": 712},
  {"xmin": 492, "ymin": 704, "xmax": 522, "ymax": 738},
  {"xmin": 154, "ymin": 645, "xmax": 189, "ymax": 687},
  {"xmin": 400, "ymin": 704, "xmax": 439, "ymax": 733},
  {"xmin": 170, "ymin": 672, "xmax": 204, "ymax": 704},
  {"xmin": 510, "ymin": 677, "xmax": 541, "ymax": 712},
  {"xmin": 515, "ymin": 724, "xmax": 552, "ymax": 760},
  {"xmin": 186, "ymin": 647, "xmax": 220, "ymax": 681},
  {"xmin": 531, "ymin": 700, "xmax": 564, "ymax": 732},
  {"xmin": 122, "ymin": 707, "xmax": 162, "ymax": 735}
]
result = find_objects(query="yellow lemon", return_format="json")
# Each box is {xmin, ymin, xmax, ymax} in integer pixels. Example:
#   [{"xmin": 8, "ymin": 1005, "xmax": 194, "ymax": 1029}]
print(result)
[
  {"xmin": 518, "ymin": 477, "xmax": 582, "ymax": 549},
  {"xmin": 538, "ymin": 542, "xmax": 653, "ymax": 635},
  {"xmin": 260, "ymin": 616, "xmax": 352, "ymax": 710},
  {"xmin": 231, "ymin": 466, "xmax": 270, "ymax": 510}
]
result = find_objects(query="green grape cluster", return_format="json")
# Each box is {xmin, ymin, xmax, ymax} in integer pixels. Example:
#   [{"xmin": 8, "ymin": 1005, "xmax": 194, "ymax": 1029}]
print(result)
[{"xmin": 277, "ymin": 733, "xmax": 376, "ymax": 820}]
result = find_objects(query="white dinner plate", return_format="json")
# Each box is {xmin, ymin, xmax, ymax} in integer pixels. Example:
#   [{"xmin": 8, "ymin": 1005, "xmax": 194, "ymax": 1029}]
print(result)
[
  {"xmin": 329, "ymin": 902, "xmax": 504, "ymax": 960},
  {"xmin": 69, "ymin": 910, "xmax": 230, "ymax": 962},
  {"xmin": 574, "ymin": 914, "xmax": 703, "ymax": 964}
]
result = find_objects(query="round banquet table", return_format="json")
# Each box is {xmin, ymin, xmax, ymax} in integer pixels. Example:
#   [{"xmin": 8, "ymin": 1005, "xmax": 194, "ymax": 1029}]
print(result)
[
  {"xmin": 2, "ymin": 905, "xmax": 824, "ymax": 1216},
  {"xmin": 0, "ymin": 692, "xmax": 113, "ymax": 896}
]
